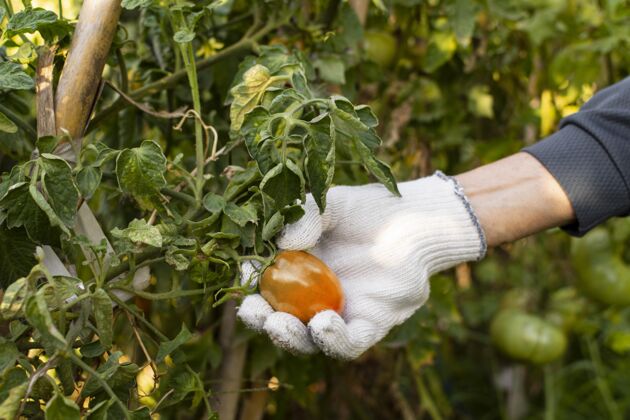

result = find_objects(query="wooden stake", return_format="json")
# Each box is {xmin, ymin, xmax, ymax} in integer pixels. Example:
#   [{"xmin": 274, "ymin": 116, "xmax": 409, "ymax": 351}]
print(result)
[
  {"xmin": 36, "ymin": 46, "xmax": 57, "ymax": 138},
  {"xmin": 54, "ymin": 0, "xmax": 121, "ymax": 143}
]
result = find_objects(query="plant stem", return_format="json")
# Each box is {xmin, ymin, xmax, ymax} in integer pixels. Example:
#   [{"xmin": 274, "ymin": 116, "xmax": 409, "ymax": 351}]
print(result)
[
  {"xmin": 179, "ymin": 40, "xmax": 205, "ymax": 198},
  {"xmin": 413, "ymin": 368, "xmax": 443, "ymax": 420},
  {"xmin": 585, "ymin": 336, "xmax": 621, "ymax": 420},
  {"xmin": 58, "ymin": 0, "xmax": 63, "ymax": 19},
  {"xmin": 105, "ymin": 248, "xmax": 162, "ymax": 281},
  {"xmin": 67, "ymin": 352, "xmax": 131, "ymax": 420},
  {"xmin": 160, "ymin": 187, "xmax": 197, "ymax": 206},
  {"xmin": 108, "ymin": 285, "xmax": 208, "ymax": 301},
  {"xmin": 543, "ymin": 366, "xmax": 555, "ymax": 420}
]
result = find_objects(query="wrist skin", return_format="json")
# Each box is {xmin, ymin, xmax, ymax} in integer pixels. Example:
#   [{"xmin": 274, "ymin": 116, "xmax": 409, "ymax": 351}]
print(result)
[{"xmin": 454, "ymin": 152, "xmax": 575, "ymax": 247}]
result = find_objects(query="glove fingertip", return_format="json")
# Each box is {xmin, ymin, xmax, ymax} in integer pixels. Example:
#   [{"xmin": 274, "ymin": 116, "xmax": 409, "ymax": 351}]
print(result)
[
  {"xmin": 264, "ymin": 312, "xmax": 318, "ymax": 355},
  {"xmin": 308, "ymin": 311, "xmax": 379, "ymax": 360},
  {"xmin": 237, "ymin": 294, "xmax": 273, "ymax": 332}
]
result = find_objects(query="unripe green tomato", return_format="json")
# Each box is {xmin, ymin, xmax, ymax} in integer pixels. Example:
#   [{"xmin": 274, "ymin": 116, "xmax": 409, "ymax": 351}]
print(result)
[
  {"xmin": 576, "ymin": 257, "xmax": 630, "ymax": 306},
  {"xmin": 490, "ymin": 309, "xmax": 567, "ymax": 364},
  {"xmin": 571, "ymin": 228, "xmax": 630, "ymax": 306},
  {"xmin": 571, "ymin": 227, "xmax": 612, "ymax": 261},
  {"xmin": 363, "ymin": 31, "xmax": 397, "ymax": 68}
]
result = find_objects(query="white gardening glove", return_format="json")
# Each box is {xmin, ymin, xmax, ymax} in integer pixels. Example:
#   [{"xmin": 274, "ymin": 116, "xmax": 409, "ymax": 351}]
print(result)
[{"xmin": 237, "ymin": 172, "xmax": 486, "ymax": 359}]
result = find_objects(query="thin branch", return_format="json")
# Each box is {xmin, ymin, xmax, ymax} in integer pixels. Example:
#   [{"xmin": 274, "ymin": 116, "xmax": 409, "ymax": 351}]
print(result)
[
  {"xmin": 125, "ymin": 310, "xmax": 159, "ymax": 385},
  {"xmin": 67, "ymin": 352, "xmax": 131, "ymax": 420},
  {"xmin": 108, "ymin": 285, "xmax": 208, "ymax": 301},
  {"xmin": 160, "ymin": 187, "xmax": 197, "ymax": 206},
  {"xmin": 104, "ymin": 81, "xmax": 188, "ymax": 120},
  {"xmin": 17, "ymin": 355, "xmax": 59, "ymax": 418},
  {"xmin": 109, "ymin": 293, "xmax": 168, "ymax": 341}
]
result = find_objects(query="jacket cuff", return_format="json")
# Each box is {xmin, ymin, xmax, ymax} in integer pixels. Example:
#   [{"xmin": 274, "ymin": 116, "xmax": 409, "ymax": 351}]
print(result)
[{"xmin": 523, "ymin": 124, "xmax": 630, "ymax": 236}]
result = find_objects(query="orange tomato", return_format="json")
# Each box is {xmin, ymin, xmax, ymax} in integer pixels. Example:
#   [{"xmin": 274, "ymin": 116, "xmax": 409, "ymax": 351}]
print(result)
[{"xmin": 259, "ymin": 251, "xmax": 344, "ymax": 322}]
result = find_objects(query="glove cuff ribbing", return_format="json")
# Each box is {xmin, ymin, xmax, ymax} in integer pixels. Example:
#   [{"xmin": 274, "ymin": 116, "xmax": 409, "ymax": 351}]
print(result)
[{"xmin": 410, "ymin": 171, "xmax": 487, "ymax": 274}]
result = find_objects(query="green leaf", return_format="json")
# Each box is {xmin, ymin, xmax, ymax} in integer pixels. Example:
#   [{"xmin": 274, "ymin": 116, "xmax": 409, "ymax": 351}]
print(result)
[
  {"xmin": 81, "ymin": 352, "xmax": 123, "ymax": 397},
  {"xmin": 260, "ymin": 162, "xmax": 303, "ymax": 209},
  {"xmin": 240, "ymin": 107, "xmax": 277, "ymax": 173},
  {"xmin": 29, "ymin": 184, "xmax": 70, "ymax": 235},
  {"xmin": 76, "ymin": 166, "xmax": 102, "ymax": 199},
  {"xmin": 130, "ymin": 407, "xmax": 151, "ymax": 420},
  {"xmin": 0, "ymin": 183, "xmax": 60, "ymax": 241},
  {"xmin": 121, "ymin": 0, "xmax": 153, "ymax": 9},
  {"xmin": 36, "ymin": 136, "xmax": 60, "ymax": 154},
  {"xmin": 0, "ymin": 382, "xmax": 27, "ymax": 420},
  {"xmin": 354, "ymin": 105, "xmax": 379, "ymax": 128},
  {"xmin": 7, "ymin": 7, "xmax": 57, "ymax": 34},
  {"xmin": 0, "ymin": 339, "xmax": 19, "ymax": 376},
  {"xmin": 223, "ymin": 164, "xmax": 261, "ymax": 201},
  {"xmin": 450, "ymin": 0, "xmax": 478, "ymax": 46},
  {"xmin": 313, "ymin": 54, "xmax": 346, "ymax": 84},
  {"xmin": 165, "ymin": 248, "xmax": 190, "ymax": 271},
  {"xmin": 331, "ymin": 107, "xmax": 381, "ymax": 151},
  {"xmin": 45, "ymin": 276, "xmax": 82, "ymax": 309},
  {"xmin": 55, "ymin": 359, "xmax": 75, "ymax": 396},
  {"xmin": 0, "ymin": 112, "xmax": 17, "ymax": 134},
  {"xmin": 92, "ymin": 288, "xmax": 113, "ymax": 349},
  {"xmin": 224, "ymin": 202, "xmax": 257, "ymax": 227},
  {"xmin": 305, "ymin": 114, "xmax": 335, "ymax": 211},
  {"xmin": 422, "ymin": 31, "xmax": 457, "ymax": 73},
  {"xmin": 116, "ymin": 140, "xmax": 167, "ymax": 210},
  {"xmin": 173, "ymin": 29, "xmax": 195, "ymax": 43},
  {"xmin": 262, "ymin": 211, "xmax": 284, "ymax": 241},
  {"xmin": 0, "ymin": 277, "xmax": 28, "ymax": 319},
  {"xmin": 230, "ymin": 64, "xmax": 282, "ymax": 132},
  {"xmin": 80, "ymin": 341, "xmax": 106, "ymax": 358},
  {"xmin": 82, "ymin": 355, "xmax": 138, "ymax": 404},
  {"xmin": 39, "ymin": 154, "xmax": 80, "ymax": 227},
  {"xmin": 24, "ymin": 289, "xmax": 66, "ymax": 350},
  {"xmin": 156, "ymin": 324, "xmax": 192, "ymax": 362},
  {"xmin": 0, "ymin": 226, "xmax": 36, "ymax": 289},
  {"xmin": 45, "ymin": 391, "xmax": 81, "ymax": 420},
  {"xmin": 355, "ymin": 141, "xmax": 400, "ymax": 196},
  {"xmin": 282, "ymin": 203, "xmax": 305, "ymax": 224},
  {"xmin": 0, "ymin": 62, "xmax": 34, "ymax": 90},
  {"xmin": 202, "ymin": 192, "xmax": 226, "ymax": 213},
  {"xmin": 6, "ymin": 7, "xmax": 70, "ymax": 41},
  {"xmin": 111, "ymin": 218, "xmax": 163, "ymax": 248}
]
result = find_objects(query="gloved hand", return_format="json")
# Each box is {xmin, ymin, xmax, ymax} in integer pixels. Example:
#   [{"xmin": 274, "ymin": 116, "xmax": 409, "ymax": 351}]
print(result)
[{"xmin": 237, "ymin": 172, "xmax": 486, "ymax": 359}]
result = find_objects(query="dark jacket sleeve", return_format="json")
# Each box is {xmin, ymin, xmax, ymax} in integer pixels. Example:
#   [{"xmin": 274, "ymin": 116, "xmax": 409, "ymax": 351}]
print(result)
[{"xmin": 523, "ymin": 77, "xmax": 630, "ymax": 236}]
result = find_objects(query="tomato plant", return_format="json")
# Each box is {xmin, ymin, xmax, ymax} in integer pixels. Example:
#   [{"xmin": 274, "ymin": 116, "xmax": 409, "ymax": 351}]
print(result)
[{"xmin": 260, "ymin": 250, "xmax": 344, "ymax": 322}]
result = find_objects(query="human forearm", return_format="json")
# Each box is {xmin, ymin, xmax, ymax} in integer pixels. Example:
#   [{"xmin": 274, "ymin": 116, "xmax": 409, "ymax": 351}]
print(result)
[{"xmin": 455, "ymin": 152, "xmax": 575, "ymax": 247}]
